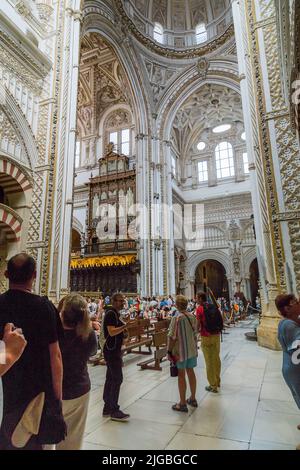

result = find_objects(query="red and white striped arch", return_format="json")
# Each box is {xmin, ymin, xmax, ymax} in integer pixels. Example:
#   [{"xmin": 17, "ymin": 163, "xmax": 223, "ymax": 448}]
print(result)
[
  {"xmin": 0, "ymin": 206, "xmax": 21, "ymax": 243},
  {"xmin": 0, "ymin": 159, "xmax": 32, "ymax": 196}
]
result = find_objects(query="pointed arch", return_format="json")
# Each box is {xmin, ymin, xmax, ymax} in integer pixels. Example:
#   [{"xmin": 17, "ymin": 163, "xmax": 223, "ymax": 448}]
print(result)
[
  {"xmin": 0, "ymin": 87, "xmax": 39, "ymax": 169},
  {"xmin": 0, "ymin": 204, "xmax": 22, "ymax": 243}
]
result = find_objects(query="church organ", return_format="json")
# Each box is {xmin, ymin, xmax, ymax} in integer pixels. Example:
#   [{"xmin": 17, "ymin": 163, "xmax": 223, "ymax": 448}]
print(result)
[{"xmin": 70, "ymin": 145, "xmax": 139, "ymax": 294}]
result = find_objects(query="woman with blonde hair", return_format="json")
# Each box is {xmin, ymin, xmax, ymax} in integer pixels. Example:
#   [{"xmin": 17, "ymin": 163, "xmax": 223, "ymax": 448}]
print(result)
[
  {"xmin": 57, "ymin": 294, "xmax": 97, "ymax": 450},
  {"xmin": 168, "ymin": 295, "xmax": 198, "ymax": 412}
]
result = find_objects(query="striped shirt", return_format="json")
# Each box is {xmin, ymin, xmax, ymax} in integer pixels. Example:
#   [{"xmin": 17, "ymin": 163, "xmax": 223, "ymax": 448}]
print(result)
[{"xmin": 168, "ymin": 311, "xmax": 197, "ymax": 362}]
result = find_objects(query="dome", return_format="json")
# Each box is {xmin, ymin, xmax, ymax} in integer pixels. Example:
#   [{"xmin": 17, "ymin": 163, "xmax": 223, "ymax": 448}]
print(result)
[{"xmin": 120, "ymin": 0, "xmax": 233, "ymax": 52}]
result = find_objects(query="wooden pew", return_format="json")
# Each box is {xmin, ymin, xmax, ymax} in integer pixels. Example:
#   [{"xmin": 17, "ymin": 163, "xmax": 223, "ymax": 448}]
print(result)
[
  {"xmin": 122, "ymin": 324, "xmax": 152, "ymax": 355},
  {"xmin": 137, "ymin": 330, "xmax": 168, "ymax": 371}
]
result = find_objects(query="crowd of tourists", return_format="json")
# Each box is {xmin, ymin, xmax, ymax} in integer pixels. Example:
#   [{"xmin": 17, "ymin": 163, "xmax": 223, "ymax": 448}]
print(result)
[{"xmin": 0, "ymin": 252, "xmax": 299, "ymax": 450}]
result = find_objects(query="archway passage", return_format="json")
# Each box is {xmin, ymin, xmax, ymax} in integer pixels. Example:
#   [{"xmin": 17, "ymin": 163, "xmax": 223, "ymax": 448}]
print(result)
[
  {"xmin": 71, "ymin": 228, "xmax": 81, "ymax": 255},
  {"xmin": 195, "ymin": 259, "xmax": 228, "ymax": 300},
  {"xmin": 249, "ymin": 258, "xmax": 259, "ymax": 306}
]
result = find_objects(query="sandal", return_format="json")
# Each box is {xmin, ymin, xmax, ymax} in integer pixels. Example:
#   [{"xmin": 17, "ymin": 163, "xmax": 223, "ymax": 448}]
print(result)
[
  {"xmin": 187, "ymin": 397, "xmax": 198, "ymax": 407},
  {"xmin": 172, "ymin": 403, "xmax": 188, "ymax": 412}
]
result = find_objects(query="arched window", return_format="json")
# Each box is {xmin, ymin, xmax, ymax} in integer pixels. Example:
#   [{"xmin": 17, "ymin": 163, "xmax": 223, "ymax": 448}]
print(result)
[
  {"xmin": 215, "ymin": 142, "xmax": 235, "ymax": 179},
  {"xmin": 195, "ymin": 23, "xmax": 207, "ymax": 44},
  {"xmin": 153, "ymin": 23, "xmax": 164, "ymax": 44},
  {"xmin": 198, "ymin": 161, "xmax": 208, "ymax": 182},
  {"xmin": 108, "ymin": 128, "xmax": 130, "ymax": 156}
]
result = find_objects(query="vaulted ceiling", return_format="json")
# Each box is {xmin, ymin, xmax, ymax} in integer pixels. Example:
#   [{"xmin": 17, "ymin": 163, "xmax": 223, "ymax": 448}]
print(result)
[
  {"xmin": 124, "ymin": 0, "xmax": 230, "ymax": 31},
  {"xmin": 172, "ymin": 84, "xmax": 243, "ymax": 156}
]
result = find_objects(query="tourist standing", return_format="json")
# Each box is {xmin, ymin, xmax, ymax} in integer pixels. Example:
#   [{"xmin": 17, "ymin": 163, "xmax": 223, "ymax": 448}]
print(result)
[
  {"xmin": 168, "ymin": 295, "xmax": 198, "ymax": 412},
  {"xmin": 196, "ymin": 292, "xmax": 223, "ymax": 393},
  {"xmin": 102, "ymin": 293, "xmax": 130, "ymax": 421},
  {"xmin": 275, "ymin": 294, "xmax": 300, "ymax": 450},
  {"xmin": 57, "ymin": 294, "xmax": 98, "ymax": 450},
  {"xmin": 0, "ymin": 253, "xmax": 63, "ymax": 450}
]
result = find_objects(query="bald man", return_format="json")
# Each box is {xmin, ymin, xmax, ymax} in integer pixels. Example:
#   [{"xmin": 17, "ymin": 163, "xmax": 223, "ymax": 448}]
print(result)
[{"xmin": 0, "ymin": 253, "xmax": 63, "ymax": 449}]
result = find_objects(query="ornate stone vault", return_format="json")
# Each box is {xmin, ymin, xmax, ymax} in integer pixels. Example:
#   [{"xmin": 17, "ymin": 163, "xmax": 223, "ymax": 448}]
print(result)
[
  {"xmin": 172, "ymin": 83, "xmax": 244, "ymax": 160},
  {"xmin": 113, "ymin": 0, "xmax": 234, "ymax": 57}
]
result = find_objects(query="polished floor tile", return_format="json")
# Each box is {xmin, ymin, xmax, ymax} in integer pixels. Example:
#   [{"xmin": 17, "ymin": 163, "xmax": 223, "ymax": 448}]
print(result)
[
  {"xmin": 85, "ymin": 418, "xmax": 180, "ymax": 450},
  {"xmin": 166, "ymin": 433, "xmax": 248, "ymax": 450},
  {"xmin": 249, "ymin": 440, "xmax": 297, "ymax": 450},
  {"xmin": 252, "ymin": 409, "xmax": 300, "ymax": 445},
  {"xmin": 1, "ymin": 322, "xmax": 299, "ymax": 451}
]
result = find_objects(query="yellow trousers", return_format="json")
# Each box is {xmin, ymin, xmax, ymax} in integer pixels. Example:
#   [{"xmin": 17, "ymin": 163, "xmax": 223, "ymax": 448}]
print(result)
[{"xmin": 201, "ymin": 335, "xmax": 221, "ymax": 389}]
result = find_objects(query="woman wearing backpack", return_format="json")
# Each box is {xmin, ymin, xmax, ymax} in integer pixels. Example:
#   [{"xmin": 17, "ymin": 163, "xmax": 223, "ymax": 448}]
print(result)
[{"xmin": 196, "ymin": 291, "xmax": 223, "ymax": 393}]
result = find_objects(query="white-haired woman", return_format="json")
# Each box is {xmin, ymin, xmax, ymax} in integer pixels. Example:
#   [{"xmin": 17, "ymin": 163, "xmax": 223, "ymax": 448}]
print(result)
[
  {"xmin": 168, "ymin": 295, "xmax": 198, "ymax": 412},
  {"xmin": 57, "ymin": 294, "xmax": 97, "ymax": 450}
]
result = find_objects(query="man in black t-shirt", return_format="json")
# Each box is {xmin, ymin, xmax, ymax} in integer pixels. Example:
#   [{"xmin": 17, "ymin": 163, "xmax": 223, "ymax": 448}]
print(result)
[
  {"xmin": 102, "ymin": 292, "xmax": 130, "ymax": 421},
  {"xmin": 0, "ymin": 253, "xmax": 63, "ymax": 450}
]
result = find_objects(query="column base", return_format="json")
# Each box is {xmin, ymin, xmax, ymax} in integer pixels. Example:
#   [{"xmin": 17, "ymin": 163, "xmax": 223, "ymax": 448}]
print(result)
[{"xmin": 257, "ymin": 316, "xmax": 281, "ymax": 350}]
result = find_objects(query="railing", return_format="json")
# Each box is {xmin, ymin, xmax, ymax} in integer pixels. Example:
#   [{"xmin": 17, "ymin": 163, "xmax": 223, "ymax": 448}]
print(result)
[{"xmin": 72, "ymin": 240, "xmax": 137, "ymax": 256}]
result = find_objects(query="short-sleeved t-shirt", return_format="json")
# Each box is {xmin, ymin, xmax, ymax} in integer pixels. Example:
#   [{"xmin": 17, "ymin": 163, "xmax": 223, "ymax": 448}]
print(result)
[
  {"xmin": 196, "ymin": 305, "xmax": 210, "ymax": 337},
  {"xmin": 0, "ymin": 290, "xmax": 63, "ymax": 414},
  {"xmin": 60, "ymin": 329, "xmax": 98, "ymax": 400},
  {"xmin": 103, "ymin": 308, "xmax": 124, "ymax": 355}
]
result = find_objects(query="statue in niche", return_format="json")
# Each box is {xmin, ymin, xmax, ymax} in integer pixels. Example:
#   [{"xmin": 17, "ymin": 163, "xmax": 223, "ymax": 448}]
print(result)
[
  {"xmin": 228, "ymin": 219, "xmax": 240, "ymax": 241},
  {"xmin": 106, "ymin": 142, "xmax": 115, "ymax": 155},
  {"xmin": 126, "ymin": 187, "xmax": 134, "ymax": 210},
  {"xmin": 81, "ymin": 106, "xmax": 91, "ymax": 130}
]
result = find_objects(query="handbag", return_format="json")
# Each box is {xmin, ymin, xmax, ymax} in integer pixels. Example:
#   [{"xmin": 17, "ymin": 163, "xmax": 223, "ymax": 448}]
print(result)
[
  {"xmin": 170, "ymin": 361, "xmax": 178, "ymax": 377},
  {"xmin": 37, "ymin": 397, "xmax": 67, "ymax": 445}
]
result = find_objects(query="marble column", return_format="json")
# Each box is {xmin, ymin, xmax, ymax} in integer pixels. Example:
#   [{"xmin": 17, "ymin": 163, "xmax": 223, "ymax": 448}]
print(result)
[
  {"xmin": 232, "ymin": 0, "xmax": 282, "ymax": 349},
  {"xmin": 47, "ymin": 2, "xmax": 82, "ymax": 301}
]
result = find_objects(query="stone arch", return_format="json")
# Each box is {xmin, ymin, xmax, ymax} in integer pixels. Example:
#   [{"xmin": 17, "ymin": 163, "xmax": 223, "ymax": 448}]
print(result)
[
  {"xmin": 81, "ymin": 23, "xmax": 149, "ymax": 135},
  {"xmin": 155, "ymin": 62, "xmax": 241, "ymax": 182},
  {"xmin": 157, "ymin": 60, "xmax": 240, "ymax": 139},
  {"xmin": 72, "ymin": 216, "xmax": 84, "ymax": 235},
  {"xmin": 187, "ymin": 249, "xmax": 231, "ymax": 279},
  {"xmin": 0, "ymin": 87, "xmax": 39, "ymax": 169},
  {"xmin": 243, "ymin": 247, "xmax": 257, "ymax": 276},
  {"xmin": 0, "ymin": 204, "xmax": 22, "ymax": 243}
]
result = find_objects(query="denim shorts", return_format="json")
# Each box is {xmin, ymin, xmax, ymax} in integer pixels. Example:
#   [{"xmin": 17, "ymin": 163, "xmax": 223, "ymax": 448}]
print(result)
[{"xmin": 176, "ymin": 356, "xmax": 197, "ymax": 369}]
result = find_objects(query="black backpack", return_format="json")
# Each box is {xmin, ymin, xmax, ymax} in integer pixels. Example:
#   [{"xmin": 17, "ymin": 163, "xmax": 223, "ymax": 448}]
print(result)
[{"xmin": 203, "ymin": 302, "xmax": 223, "ymax": 334}]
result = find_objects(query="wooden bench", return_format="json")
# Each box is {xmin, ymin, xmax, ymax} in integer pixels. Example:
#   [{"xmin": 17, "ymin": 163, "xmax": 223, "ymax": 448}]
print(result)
[
  {"xmin": 154, "ymin": 319, "xmax": 170, "ymax": 332},
  {"xmin": 122, "ymin": 324, "xmax": 152, "ymax": 355},
  {"xmin": 137, "ymin": 330, "xmax": 168, "ymax": 371}
]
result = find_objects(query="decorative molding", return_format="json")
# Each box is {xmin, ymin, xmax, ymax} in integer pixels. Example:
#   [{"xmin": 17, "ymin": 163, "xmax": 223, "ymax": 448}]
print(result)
[
  {"xmin": 113, "ymin": 0, "xmax": 235, "ymax": 59},
  {"xmin": 276, "ymin": 211, "xmax": 300, "ymax": 221},
  {"xmin": 0, "ymin": 11, "xmax": 52, "ymax": 82}
]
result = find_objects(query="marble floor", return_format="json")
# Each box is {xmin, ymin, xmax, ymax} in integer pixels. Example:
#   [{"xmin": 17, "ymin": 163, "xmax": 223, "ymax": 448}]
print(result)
[
  {"xmin": 1, "ymin": 320, "xmax": 300, "ymax": 450},
  {"xmin": 82, "ymin": 321, "xmax": 300, "ymax": 451}
]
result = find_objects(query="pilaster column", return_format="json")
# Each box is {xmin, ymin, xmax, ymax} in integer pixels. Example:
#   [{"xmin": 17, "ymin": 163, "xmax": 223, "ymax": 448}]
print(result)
[
  {"xmin": 47, "ymin": 1, "xmax": 82, "ymax": 301},
  {"xmin": 163, "ymin": 139, "xmax": 176, "ymax": 295},
  {"xmin": 232, "ymin": 0, "xmax": 281, "ymax": 348},
  {"xmin": 136, "ymin": 132, "xmax": 150, "ymax": 296}
]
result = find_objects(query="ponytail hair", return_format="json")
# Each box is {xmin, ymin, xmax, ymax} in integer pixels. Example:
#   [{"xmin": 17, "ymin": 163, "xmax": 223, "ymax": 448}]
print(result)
[{"xmin": 61, "ymin": 293, "xmax": 91, "ymax": 340}]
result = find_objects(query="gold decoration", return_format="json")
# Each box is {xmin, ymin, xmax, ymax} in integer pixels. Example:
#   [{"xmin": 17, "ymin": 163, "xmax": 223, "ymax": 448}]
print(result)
[{"xmin": 71, "ymin": 254, "xmax": 136, "ymax": 269}]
